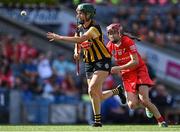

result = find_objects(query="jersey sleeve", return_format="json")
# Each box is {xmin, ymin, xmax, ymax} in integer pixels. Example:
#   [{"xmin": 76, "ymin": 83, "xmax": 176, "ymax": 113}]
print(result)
[
  {"xmin": 84, "ymin": 27, "xmax": 100, "ymax": 39},
  {"xmin": 125, "ymin": 37, "xmax": 137, "ymax": 54}
]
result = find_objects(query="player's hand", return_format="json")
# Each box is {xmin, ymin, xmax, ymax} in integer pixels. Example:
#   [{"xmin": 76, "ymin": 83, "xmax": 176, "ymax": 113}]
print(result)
[
  {"xmin": 46, "ymin": 32, "xmax": 60, "ymax": 41},
  {"xmin": 111, "ymin": 66, "xmax": 121, "ymax": 74},
  {"xmin": 74, "ymin": 53, "xmax": 80, "ymax": 60}
]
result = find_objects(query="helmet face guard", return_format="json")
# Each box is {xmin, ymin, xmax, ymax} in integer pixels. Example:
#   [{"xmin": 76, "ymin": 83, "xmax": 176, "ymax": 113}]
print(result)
[
  {"xmin": 106, "ymin": 23, "xmax": 123, "ymax": 43},
  {"xmin": 106, "ymin": 23, "xmax": 122, "ymax": 34}
]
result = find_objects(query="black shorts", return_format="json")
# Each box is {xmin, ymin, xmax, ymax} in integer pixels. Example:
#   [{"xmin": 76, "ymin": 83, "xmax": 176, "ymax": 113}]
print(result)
[{"xmin": 85, "ymin": 58, "xmax": 111, "ymax": 79}]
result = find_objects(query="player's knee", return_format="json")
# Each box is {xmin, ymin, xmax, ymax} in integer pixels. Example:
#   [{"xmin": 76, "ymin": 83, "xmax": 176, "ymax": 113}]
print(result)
[
  {"xmin": 128, "ymin": 101, "xmax": 138, "ymax": 109},
  {"xmin": 140, "ymin": 98, "xmax": 151, "ymax": 107},
  {"xmin": 88, "ymin": 87, "xmax": 98, "ymax": 98}
]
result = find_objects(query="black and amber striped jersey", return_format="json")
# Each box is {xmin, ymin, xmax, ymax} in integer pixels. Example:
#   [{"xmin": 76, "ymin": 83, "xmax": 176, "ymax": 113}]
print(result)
[{"xmin": 76, "ymin": 21, "xmax": 111, "ymax": 63}]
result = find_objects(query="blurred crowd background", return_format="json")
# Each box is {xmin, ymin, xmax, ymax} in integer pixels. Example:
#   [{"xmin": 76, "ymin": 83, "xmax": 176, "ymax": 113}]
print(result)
[{"xmin": 0, "ymin": 0, "xmax": 179, "ymax": 125}]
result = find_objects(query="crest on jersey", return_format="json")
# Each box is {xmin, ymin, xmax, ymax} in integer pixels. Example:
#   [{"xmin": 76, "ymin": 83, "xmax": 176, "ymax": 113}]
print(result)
[
  {"xmin": 105, "ymin": 63, "xmax": 109, "ymax": 69},
  {"xmin": 117, "ymin": 49, "xmax": 122, "ymax": 55}
]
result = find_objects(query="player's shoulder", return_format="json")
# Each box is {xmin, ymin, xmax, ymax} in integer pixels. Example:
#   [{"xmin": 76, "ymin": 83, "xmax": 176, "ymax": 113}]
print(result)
[
  {"xmin": 122, "ymin": 35, "xmax": 132, "ymax": 42},
  {"xmin": 91, "ymin": 21, "xmax": 100, "ymax": 27},
  {"xmin": 122, "ymin": 35, "xmax": 134, "ymax": 45},
  {"xmin": 91, "ymin": 21, "xmax": 101, "ymax": 30}
]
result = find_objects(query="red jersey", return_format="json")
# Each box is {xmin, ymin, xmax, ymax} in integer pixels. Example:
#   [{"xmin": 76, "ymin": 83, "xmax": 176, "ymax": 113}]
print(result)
[
  {"xmin": 106, "ymin": 35, "xmax": 145, "ymax": 74},
  {"xmin": 0, "ymin": 70, "xmax": 14, "ymax": 88},
  {"xmin": 3, "ymin": 42, "xmax": 14, "ymax": 60},
  {"xmin": 15, "ymin": 41, "xmax": 38, "ymax": 61}
]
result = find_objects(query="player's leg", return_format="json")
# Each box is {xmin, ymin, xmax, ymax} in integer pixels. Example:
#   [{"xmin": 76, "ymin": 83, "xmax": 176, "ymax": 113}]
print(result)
[
  {"xmin": 88, "ymin": 70, "xmax": 109, "ymax": 127},
  {"xmin": 101, "ymin": 84, "xmax": 126, "ymax": 104},
  {"xmin": 117, "ymin": 72, "xmax": 139, "ymax": 105},
  {"xmin": 100, "ymin": 89, "xmax": 113, "ymax": 101},
  {"xmin": 126, "ymin": 92, "xmax": 139, "ymax": 109},
  {"xmin": 95, "ymin": 59, "xmax": 115, "ymax": 102},
  {"xmin": 116, "ymin": 84, "xmax": 126, "ymax": 104},
  {"xmin": 138, "ymin": 85, "xmax": 168, "ymax": 127}
]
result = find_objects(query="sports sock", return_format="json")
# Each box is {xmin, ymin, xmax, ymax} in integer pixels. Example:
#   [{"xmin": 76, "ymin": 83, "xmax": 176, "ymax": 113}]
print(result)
[
  {"xmin": 94, "ymin": 114, "xmax": 101, "ymax": 123},
  {"xmin": 112, "ymin": 88, "xmax": 119, "ymax": 95},
  {"xmin": 157, "ymin": 116, "xmax": 165, "ymax": 123}
]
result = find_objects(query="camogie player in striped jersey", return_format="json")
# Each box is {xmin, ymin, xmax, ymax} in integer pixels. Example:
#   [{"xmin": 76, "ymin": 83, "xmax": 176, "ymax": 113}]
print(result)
[
  {"xmin": 106, "ymin": 23, "xmax": 168, "ymax": 127},
  {"xmin": 47, "ymin": 3, "xmax": 126, "ymax": 127}
]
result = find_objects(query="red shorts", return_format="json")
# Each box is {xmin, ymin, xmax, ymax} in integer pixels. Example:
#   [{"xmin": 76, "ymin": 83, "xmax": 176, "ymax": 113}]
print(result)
[{"xmin": 121, "ymin": 65, "xmax": 154, "ymax": 93}]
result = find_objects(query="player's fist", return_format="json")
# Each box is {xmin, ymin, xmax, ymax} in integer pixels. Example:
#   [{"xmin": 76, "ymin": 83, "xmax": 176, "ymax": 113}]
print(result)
[
  {"xmin": 111, "ymin": 66, "xmax": 120, "ymax": 74},
  {"xmin": 74, "ymin": 53, "xmax": 80, "ymax": 60},
  {"xmin": 47, "ymin": 32, "xmax": 60, "ymax": 41}
]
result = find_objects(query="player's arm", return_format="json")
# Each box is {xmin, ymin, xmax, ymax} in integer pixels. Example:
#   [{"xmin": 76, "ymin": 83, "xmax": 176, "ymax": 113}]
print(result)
[
  {"xmin": 111, "ymin": 38, "xmax": 139, "ymax": 73},
  {"xmin": 46, "ymin": 27, "xmax": 100, "ymax": 43},
  {"xmin": 112, "ymin": 53, "xmax": 139, "ymax": 73}
]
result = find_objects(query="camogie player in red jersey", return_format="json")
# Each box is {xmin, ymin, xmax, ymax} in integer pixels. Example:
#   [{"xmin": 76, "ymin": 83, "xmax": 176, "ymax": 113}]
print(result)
[{"xmin": 106, "ymin": 23, "xmax": 168, "ymax": 127}]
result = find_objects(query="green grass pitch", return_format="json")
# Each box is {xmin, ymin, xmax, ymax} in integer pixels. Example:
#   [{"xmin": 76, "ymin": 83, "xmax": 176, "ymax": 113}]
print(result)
[{"xmin": 0, "ymin": 125, "xmax": 179, "ymax": 131}]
